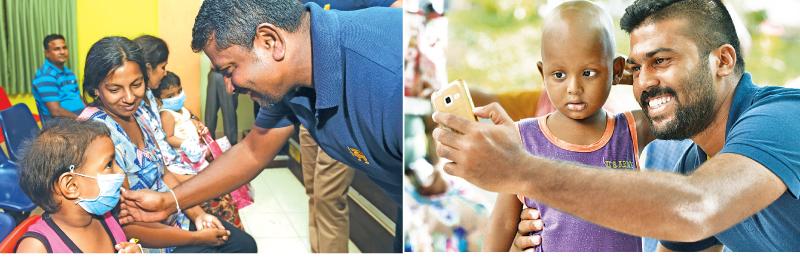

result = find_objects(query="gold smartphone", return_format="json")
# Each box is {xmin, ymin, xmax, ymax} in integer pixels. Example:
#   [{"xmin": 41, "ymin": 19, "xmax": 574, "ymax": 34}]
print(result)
[{"xmin": 431, "ymin": 79, "xmax": 478, "ymax": 122}]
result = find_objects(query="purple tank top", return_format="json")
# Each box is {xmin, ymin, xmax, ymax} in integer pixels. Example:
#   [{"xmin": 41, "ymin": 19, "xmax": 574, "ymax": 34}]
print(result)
[{"xmin": 517, "ymin": 111, "xmax": 642, "ymax": 252}]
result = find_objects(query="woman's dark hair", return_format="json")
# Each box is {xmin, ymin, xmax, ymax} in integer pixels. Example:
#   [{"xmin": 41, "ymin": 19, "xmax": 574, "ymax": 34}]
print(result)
[
  {"xmin": 18, "ymin": 118, "xmax": 111, "ymax": 213},
  {"xmin": 82, "ymin": 36, "xmax": 149, "ymax": 100},
  {"xmin": 133, "ymin": 35, "xmax": 170, "ymax": 68},
  {"xmin": 154, "ymin": 71, "xmax": 182, "ymax": 98}
]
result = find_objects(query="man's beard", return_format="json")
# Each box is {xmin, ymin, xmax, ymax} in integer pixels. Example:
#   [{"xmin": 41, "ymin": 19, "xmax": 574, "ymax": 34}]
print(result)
[{"xmin": 642, "ymin": 63, "xmax": 717, "ymax": 140}]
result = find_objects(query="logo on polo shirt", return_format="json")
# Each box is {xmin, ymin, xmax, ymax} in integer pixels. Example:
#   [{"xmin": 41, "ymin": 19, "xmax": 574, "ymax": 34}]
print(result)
[{"xmin": 348, "ymin": 147, "xmax": 369, "ymax": 165}]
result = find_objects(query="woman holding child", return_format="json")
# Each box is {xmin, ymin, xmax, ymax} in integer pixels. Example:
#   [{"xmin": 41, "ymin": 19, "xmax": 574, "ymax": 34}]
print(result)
[{"xmin": 77, "ymin": 36, "xmax": 255, "ymax": 253}]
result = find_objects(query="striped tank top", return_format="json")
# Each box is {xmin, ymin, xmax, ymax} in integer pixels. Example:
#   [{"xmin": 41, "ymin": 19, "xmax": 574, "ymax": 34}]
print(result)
[{"xmin": 516, "ymin": 111, "xmax": 642, "ymax": 252}]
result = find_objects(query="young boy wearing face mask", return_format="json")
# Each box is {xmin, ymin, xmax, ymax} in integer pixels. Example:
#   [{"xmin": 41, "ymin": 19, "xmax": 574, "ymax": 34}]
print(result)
[
  {"xmin": 15, "ymin": 119, "xmax": 141, "ymax": 253},
  {"xmin": 156, "ymin": 71, "xmax": 209, "ymax": 171}
]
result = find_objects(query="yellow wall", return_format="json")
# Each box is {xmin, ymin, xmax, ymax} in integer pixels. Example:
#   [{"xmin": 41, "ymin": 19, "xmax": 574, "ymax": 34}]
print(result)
[
  {"xmin": 158, "ymin": 0, "xmax": 203, "ymax": 116},
  {"xmin": 76, "ymin": 0, "xmax": 159, "ymax": 89}
]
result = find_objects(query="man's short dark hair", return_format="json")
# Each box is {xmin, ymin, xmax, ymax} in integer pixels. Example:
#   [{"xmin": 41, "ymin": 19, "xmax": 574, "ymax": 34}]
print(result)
[
  {"xmin": 155, "ymin": 71, "xmax": 181, "ymax": 98},
  {"xmin": 620, "ymin": 0, "xmax": 744, "ymax": 74},
  {"xmin": 43, "ymin": 34, "xmax": 65, "ymax": 50},
  {"xmin": 18, "ymin": 118, "xmax": 111, "ymax": 213},
  {"xmin": 191, "ymin": 0, "xmax": 305, "ymax": 52}
]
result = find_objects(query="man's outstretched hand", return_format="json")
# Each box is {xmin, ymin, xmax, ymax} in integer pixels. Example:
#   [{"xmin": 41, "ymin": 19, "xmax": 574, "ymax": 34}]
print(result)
[
  {"xmin": 431, "ymin": 102, "xmax": 529, "ymax": 192},
  {"xmin": 118, "ymin": 188, "xmax": 175, "ymax": 224}
]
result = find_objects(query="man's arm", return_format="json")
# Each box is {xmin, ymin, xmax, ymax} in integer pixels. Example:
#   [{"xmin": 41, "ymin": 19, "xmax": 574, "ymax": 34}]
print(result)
[
  {"xmin": 120, "ymin": 124, "xmax": 294, "ymax": 223},
  {"xmin": 432, "ymin": 111, "xmax": 786, "ymax": 242},
  {"xmin": 173, "ymin": 124, "xmax": 294, "ymax": 209},
  {"xmin": 44, "ymin": 101, "xmax": 78, "ymax": 119}
]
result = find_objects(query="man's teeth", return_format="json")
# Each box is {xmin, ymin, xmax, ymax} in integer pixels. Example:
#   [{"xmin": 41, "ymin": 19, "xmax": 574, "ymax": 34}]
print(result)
[{"xmin": 648, "ymin": 96, "xmax": 672, "ymax": 109}]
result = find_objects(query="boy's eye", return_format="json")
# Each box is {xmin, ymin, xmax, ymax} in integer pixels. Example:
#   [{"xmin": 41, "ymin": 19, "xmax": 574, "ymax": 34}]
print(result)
[
  {"xmin": 105, "ymin": 159, "xmax": 113, "ymax": 169},
  {"xmin": 631, "ymin": 65, "xmax": 641, "ymax": 72},
  {"xmin": 553, "ymin": 72, "xmax": 566, "ymax": 80},
  {"xmin": 582, "ymin": 70, "xmax": 597, "ymax": 77},
  {"xmin": 654, "ymin": 58, "xmax": 667, "ymax": 65}
]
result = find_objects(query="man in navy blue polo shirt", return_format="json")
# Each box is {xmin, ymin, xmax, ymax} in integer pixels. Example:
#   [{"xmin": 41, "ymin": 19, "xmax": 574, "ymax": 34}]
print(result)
[
  {"xmin": 436, "ymin": 0, "xmax": 800, "ymax": 251},
  {"xmin": 32, "ymin": 34, "xmax": 84, "ymax": 122},
  {"xmin": 118, "ymin": 0, "xmax": 403, "ymax": 252}
]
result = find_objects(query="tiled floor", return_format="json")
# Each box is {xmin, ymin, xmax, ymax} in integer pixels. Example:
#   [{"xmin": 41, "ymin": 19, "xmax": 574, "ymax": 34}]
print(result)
[{"xmin": 237, "ymin": 168, "xmax": 360, "ymax": 253}]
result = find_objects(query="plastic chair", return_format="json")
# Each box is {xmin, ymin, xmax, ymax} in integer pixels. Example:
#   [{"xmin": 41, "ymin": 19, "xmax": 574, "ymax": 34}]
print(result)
[
  {"xmin": 0, "ymin": 104, "xmax": 40, "ymax": 162},
  {"xmin": 0, "ymin": 214, "xmax": 40, "ymax": 253},
  {"xmin": 0, "ymin": 162, "xmax": 35, "ymax": 215},
  {"xmin": 0, "ymin": 86, "xmax": 11, "ymax": 144},
  {"xmin": 0, "ymin": 212, "xmax": 14, "ymax": 243}
]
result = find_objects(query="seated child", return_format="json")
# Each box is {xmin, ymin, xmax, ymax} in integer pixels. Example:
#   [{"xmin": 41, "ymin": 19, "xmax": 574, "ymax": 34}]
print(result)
[
  {"xmin": 484, "ymin": 1, "xmax": 655, "ymax": 252},
  {"xmin": 16, "ymin": 118, "xmax": 141, "ymax": 253},
  {"xmin": 156, "ymin": 71, "xmax": 210, "ymax": 172}
]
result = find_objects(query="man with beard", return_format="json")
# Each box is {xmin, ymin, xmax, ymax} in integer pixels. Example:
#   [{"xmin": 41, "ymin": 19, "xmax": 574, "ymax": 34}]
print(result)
[
  {"xmin": 432, "ymin": 0, "xmax": 800, "ymax": 251},
  {"xmin": 116, "ymin": 0, "xmax": 404, "ymax": 252}
]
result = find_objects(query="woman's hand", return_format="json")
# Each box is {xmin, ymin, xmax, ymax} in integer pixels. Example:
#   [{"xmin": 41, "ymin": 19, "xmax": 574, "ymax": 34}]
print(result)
[
  {"xmin": 194, "ymin": 213, "xmax": 225, "ymax": 231},
  {"xmin": 115, "ymin": 241, "xmax": 143, "ymax": 253},
  {"xmin": 192, "ymin": 227, "xmax": 231, "ymax": 246}
]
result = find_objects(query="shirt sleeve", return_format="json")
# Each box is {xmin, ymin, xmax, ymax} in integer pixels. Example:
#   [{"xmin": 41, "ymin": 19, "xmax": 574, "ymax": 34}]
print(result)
[
  {"xmin": 254, "ymin": 101, "xmax": 295, "ymax": 129},
  {"xmin": 719, "ymin": 91, "xmax": 800, "ymax": 199},
  {"xmin": 32, "ymin": 75, "xmax": 61, "ymax": 103}
]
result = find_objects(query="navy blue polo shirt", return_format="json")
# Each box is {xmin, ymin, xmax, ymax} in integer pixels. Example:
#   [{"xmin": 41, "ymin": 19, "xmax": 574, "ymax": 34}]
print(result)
[
  {"xmin": 301, "ymin": 0, "xmax": 395, "ymax": 10},
  {"xmin": 32, "ymin": 59, "xmax": 84, "ymax": 118},
  {"xmin": 659, "ymin": 73, "xmax": 800, "ymax": 251},
  {"xmin": 255, "ymin": 3, "xmax": 402, "ymax": 203}
]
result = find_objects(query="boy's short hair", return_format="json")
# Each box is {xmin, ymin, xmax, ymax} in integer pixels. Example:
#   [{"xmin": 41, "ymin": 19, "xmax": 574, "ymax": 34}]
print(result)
[
  {"xmin": 154, "ymin": 71, "xmax": 181, "ymax": 98},
  {"xmin": 18, "ymin": 118, "xmax": 111, "ymax": 213}
]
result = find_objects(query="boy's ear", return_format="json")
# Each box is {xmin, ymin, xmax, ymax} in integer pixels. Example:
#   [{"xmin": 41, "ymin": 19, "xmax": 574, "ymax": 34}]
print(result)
[
  {"xmin": 537, "ymin": 61, "xmax": 545, "ymax": 79},
  {"xmin": 57, "ymin": 172, "xmax": 81, "ymax": 200},
  {"xmin": 612, "ymin": 56, "xmax": 625, "ymax": 85},
  {"xmin": 145, "ymin": 63, "xmax": 153, "ymax": 72}
]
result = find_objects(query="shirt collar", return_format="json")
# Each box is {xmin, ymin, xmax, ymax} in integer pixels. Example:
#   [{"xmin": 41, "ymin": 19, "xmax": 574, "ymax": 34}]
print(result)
[
  {"xmin": 726, "ymin": 72, "xmax": 758, "ymax": 133},
  {"xmin": 307, "ymin": 2, "xmax": 343, "ymax": 110},
  {"xmin": 44, "ymin": 58, "xmax": 69, "ymax": 74}
]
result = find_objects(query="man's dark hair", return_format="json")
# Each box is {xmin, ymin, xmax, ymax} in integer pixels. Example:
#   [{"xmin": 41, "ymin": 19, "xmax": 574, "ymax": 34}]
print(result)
[
  {"xmin": 620, "ymin": 0, "xmax": 744, "ymax": 74},
  {"xmin": 82, "ymin": 36, "xmax": 149, "ymax": 100},
  {"xmin": 134, "ymin": 35, "xmax": 170, "ymax": 67},
  {"xmin": 155, "ymin": 71, "xmax": 181, "ymax": 98},
  {"xmin": 18, "ymin": 118, "xmax": 111, "ymax": 213},
  {"xmin": 43, "ymin": 34, "xmax": 65, "ymax": 50},
  {"xmin": 191, "ymin": 0, "xmax": 305, "ymax": 52}
]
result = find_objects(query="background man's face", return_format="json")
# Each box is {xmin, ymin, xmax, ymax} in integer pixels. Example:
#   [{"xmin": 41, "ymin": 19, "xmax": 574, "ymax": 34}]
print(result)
[
  {"xmin": 45, "ymin": 39, "xmax": 69, "ymax": 66},
  {"xmin": 628, "ymin": 19, "xmax": 718, "ymax": 140}
]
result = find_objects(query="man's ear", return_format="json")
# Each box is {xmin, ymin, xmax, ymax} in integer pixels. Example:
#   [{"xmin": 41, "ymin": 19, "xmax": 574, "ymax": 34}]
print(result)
[
  {"xmin": 612, "ymin": 56, "xmax": 626, "ymax": 85},
  {"xmin": 253, "ymin": 23, "xmax": 286, "ymax": 61},
  {"xmin": 57, "ymin": 172, "xmax": 81, "ymax": 200},
  {"xmin": 713, "ymin": 44, "xmax": 737, "ymax": 77},
  {"xmin": 145, "ymin": 62, "xmax": 153, "ymax": 73}
]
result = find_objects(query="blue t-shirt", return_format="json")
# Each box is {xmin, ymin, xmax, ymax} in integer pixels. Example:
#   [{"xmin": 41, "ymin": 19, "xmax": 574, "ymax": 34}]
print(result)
[
  {"xmin": 254, "ymin": 3, "xmax": 402, "ymax": 203},
  {"xmin": 31, "ymin": 59, "xmax": 84, "ymax": 118},
  {"xmin": 659, "ymin": 73, "xmax": 800, "ymax": 251},
  {"xmin": 301, "ymin": 0, "xmax": 395, "ymax": 10}
]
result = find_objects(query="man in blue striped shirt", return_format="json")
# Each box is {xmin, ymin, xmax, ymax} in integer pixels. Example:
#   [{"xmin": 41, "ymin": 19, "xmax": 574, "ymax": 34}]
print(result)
[{"xmin": 32, "ymin": 34, "xmax": 84, "ymax": 121}]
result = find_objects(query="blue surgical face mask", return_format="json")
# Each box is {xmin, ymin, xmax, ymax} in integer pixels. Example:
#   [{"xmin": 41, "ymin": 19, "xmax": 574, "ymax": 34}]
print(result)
[
  {"xmin": 161, "ymin": 90, "xmax": 186, "ymax": 112},
  {"xmin": 70, "ymin": 165, "xmax": 125, "ymax": 216}
]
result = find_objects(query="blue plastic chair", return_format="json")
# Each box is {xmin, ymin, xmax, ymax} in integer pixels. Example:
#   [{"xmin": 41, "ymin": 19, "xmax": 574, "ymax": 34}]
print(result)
[
  {"xmin": 0, "ymin": 104, "xmax": 40, "ymax": 162},
  {"xmin": 0, "ymin": 212, "xmax": 14, "ymax": 242}
]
